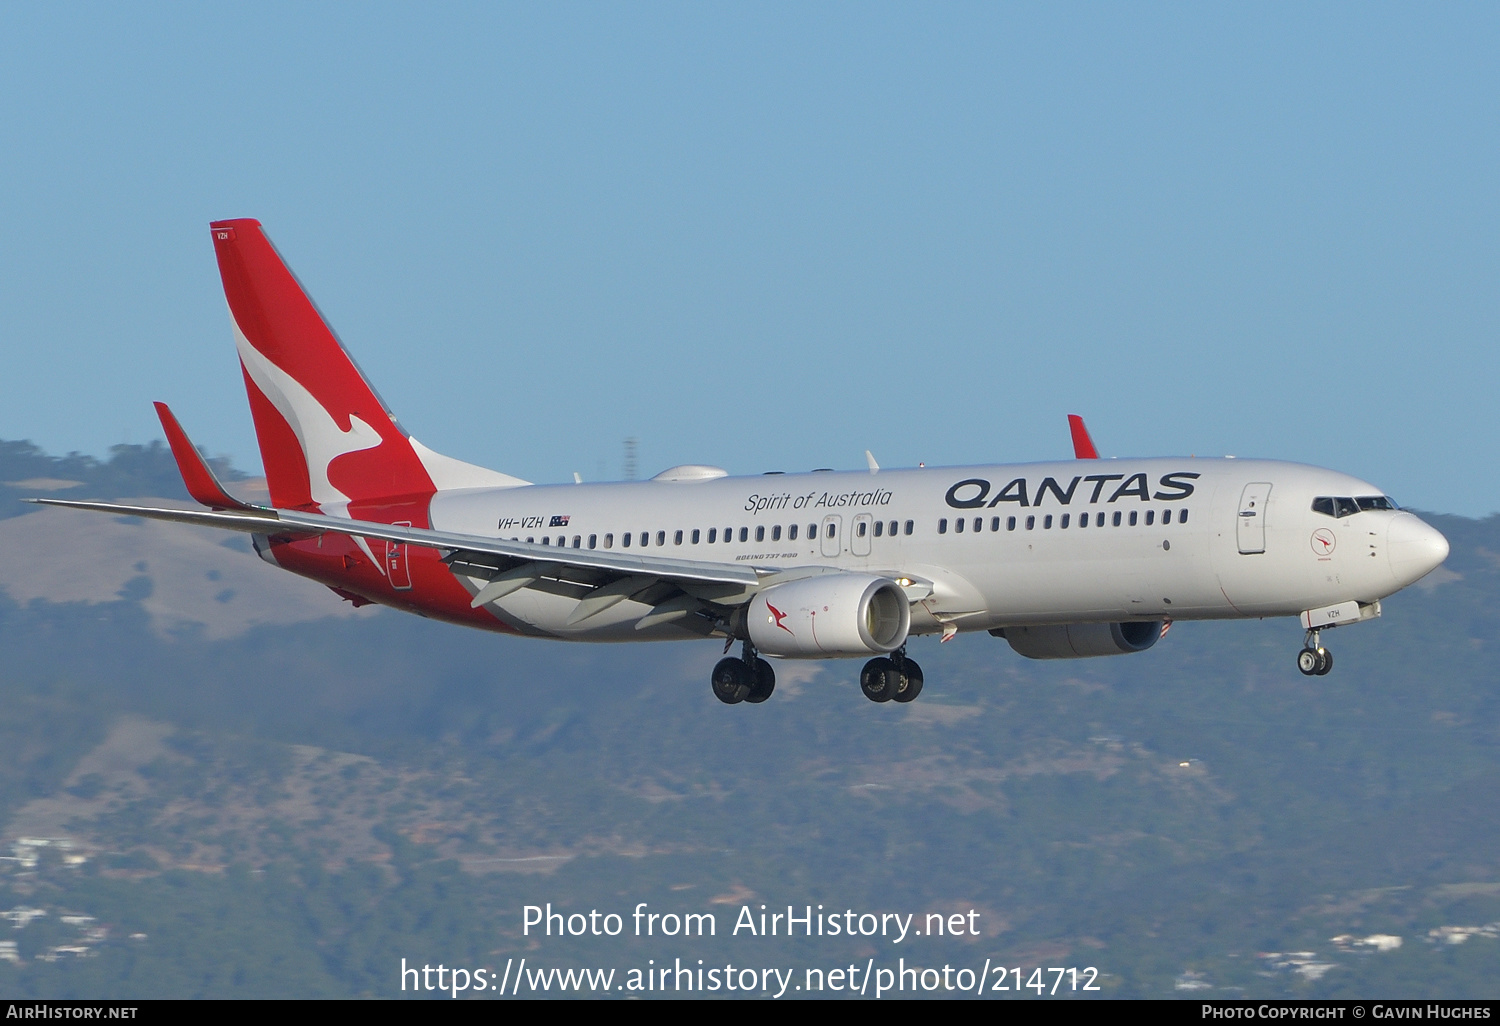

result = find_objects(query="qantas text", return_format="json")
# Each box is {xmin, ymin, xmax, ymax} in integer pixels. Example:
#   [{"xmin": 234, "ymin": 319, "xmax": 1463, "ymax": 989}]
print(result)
[{"xmin": 944, "ymin": 472, "xmax": 1199, "ymax": 510}]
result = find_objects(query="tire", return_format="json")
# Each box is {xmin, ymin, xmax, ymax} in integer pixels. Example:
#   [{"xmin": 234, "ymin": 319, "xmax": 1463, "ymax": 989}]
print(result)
[
  {"xmin": 745, "ymin": 658, "xmax": 776, "ymax": 703},
  {"xmin": 860, "ymin": 657, "xmax": 898, "ymax": 703},
  {"xmin": 1314, "ymin": 648, "xmax": 1333, "ymax": 676},
  {"xmin": 711, "ymin": 657, "xmax": 750, "ymax": 704},
  {"xmin": 893, "ymin": 659, "xmax": 924, "ymax": 703},
  {"xmin": 1296, "ymin": 648, "xmax": 1320, "ymax": 676}
]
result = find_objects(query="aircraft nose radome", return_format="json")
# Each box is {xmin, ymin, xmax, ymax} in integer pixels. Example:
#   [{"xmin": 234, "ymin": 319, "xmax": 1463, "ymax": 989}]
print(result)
[{"xmin": 1387, "ymin": 513, "xmax": 1449, "ymax": 588}]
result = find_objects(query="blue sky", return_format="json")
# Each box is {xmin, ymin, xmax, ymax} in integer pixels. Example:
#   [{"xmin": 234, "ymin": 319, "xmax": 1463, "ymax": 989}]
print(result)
[{"xmin": 1, "ymin": 4, "xmax": 1496, "ymax": 514}]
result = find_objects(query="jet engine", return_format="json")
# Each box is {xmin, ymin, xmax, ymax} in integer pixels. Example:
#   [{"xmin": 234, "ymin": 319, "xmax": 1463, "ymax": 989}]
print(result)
[
  {"xmin": 748, "ymin": 574, "xmax": 910, "ymax": 658},
  {"xmin": 995, "ymin": 621, "xmax": 1163, "ymax": 660}
]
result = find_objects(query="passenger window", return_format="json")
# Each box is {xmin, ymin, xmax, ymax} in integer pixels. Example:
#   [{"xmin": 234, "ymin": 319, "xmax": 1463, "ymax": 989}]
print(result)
[
  {"xmin": 889, "ymin": 521, "xmax": 898, "ymax": 536},
  {"xmin": 1061, "ymin": 513, "xmax": 1070, "ymax": 529},
  {"xmin": 656, "ymin": 531, "xmax": 666, "ymax": 546},
  {"xmin": 990, "ymin": 517, "xmax": 1000, "ymax": 532},
  {"xmin": 755, "ymin": 525, "xmax": 765, "ymax": 542},
  {"xmin": 788, "ymin": 524, "xmax": 798, "ymax": 541},
  {"xmin": 1145, "ymin": 510, "xmax": 1154, "ymax": 526},
  {"xmin": 939, "ymin": 518, "xmax": 948, "ymax": 534},
  {"xmin": 540, "ymin": 537, "xmax": 549, "ymax": 545},
  {"xmin": 1179, "ymin": 509, "xmax": 1189, "ymax": 524},
  {"xmin": 954, "ymin": 518, "xmax": 964, "ymax": 533},
  {"xmin": 1007, "ymin": 516, "xmax": 1016, "ymax": 531},
  {"xmin": 773, "ymin": 525, "xmax": 782, "ymax": 541},
  {"xmin": 857, "ymin": 521, "xmax": 867, "ymax": 537},
  {"xmin": 526, "ymin": 536, "xmax": 535, "ymax": 544},
  {"xmin": 707, "ymin": 528, "xmax": 717, "ymax": 543},
  {"xmin": 674, "ymin": 530, "xmax": 683, "ymax": 545},
  {"xmin": 1079, "ymin": 512, "xmax": 1088, "ymax": 528},
  {"xmin": 622, "ymin": 533, "xmax": 631, "ymax": 547},
  {"xmin": 691, "ymin": 529, "xmax": 700, "ymax": 544},
  {"xmin": 573, "ymin": 536, "xmax": 581, "ymax": 548},
  {"xmin": 740, "ymin": 527, "xmax": 749, "ymax": 542},
  {"xmin": 589, "ymin": 534, "xmax": 597, "ymax": 549},
  {"xmin": 725, "ymin": 527, "xmax": 733, "ymax": 541},
  {"xmin": 1096, "ymin": 512, "xmax": 1105, "ymax": 527},
  {"xmin": 825, "ymin": 523, "xmax": 835, "ymax": 539},
  {"xmin": 1026, "ymin": 515, "xmax": 1035, "ymax": 530},
  {"xmin": 1162, "ymin": 509, "xmax": 1171, "ymax": 525},
  {"xmin": 1112, "ymin": 511, "xmax": 1121, "ymax": 526},
  {"xmin": 904, "ymin": 520, "xmax": 914, "ymax": 536},
  {"xmin": 604, "ymin": 533, "xmax": 613, "ymax": 549},
  {"xmin": 1129, "ymin": 511, "xmax": 1138, "ymax": 526},
  {"xmin": 1043, "ymin": 515, "xmax": 1053, "ymax": 529},
  {"xmin": 973, "ymin": 517, "xmax": 982, "ymax": 533},
  {"xmin": 810, "ymin": 524, "xmax": 819, "ymax": 539},
  {"xmin": 874, "ymin": 521, "xmax": 883, "ymax": 537}
]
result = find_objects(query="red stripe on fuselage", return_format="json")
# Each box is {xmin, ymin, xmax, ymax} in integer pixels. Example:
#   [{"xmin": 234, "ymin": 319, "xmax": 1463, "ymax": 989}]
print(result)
[{"xmin": 264, "ymin": 499, "xmax": 519, "ymax": 635}]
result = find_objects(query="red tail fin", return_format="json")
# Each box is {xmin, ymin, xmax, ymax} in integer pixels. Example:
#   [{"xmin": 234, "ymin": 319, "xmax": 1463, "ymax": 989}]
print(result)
[{"xmin": 209, "ymin": 219, "xmax": 522, "ymax": 511}]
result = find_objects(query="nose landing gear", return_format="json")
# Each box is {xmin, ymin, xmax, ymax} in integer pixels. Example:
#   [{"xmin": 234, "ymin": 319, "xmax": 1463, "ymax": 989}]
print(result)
[
  {"xmin": 1296, "ymin": 629, "xmax": 1333, "ymax": 676},
  {"xmin": 711, "ymin": 640, "xmax": 775, "ymax": 705}
]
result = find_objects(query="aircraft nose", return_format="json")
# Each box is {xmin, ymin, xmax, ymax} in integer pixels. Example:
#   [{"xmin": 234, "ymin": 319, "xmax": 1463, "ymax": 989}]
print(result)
[{"xmin": 1386, "ymin": 512, "xmax": 1449, "ymax": 588}]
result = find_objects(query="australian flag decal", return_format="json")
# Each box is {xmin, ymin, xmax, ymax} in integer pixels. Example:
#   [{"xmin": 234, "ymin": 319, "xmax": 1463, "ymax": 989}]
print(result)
[{"xmin": 549, "ymin": 515, "xmax": 570, "ymax": 527}]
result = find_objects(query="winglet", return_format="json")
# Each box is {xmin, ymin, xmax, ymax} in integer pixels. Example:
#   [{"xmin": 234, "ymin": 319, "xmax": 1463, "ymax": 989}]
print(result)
[
  {"xmin": 153, "ymin": 402, "xmax": 261, "ymax": 511},
  {"xmin": 1068, "ymin": 415, "xmax": 1100, "ymax": 459}
]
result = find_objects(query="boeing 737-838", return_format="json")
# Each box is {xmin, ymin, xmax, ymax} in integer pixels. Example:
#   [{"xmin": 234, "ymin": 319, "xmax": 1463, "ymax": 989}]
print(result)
[{"xmin": 35, "ymin": 220, "xmax": 1451, "ymax": 706}]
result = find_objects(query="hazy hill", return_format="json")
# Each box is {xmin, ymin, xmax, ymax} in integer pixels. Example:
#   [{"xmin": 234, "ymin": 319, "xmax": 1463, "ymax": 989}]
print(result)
[{"xmin": 0, "ymin": 441, "xmax": 1495, "ymax": 998}]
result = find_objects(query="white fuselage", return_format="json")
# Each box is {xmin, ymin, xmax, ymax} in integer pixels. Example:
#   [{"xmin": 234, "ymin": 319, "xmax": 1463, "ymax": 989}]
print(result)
[{"xmin": 424, "ymin": 457, "xmax": 1447, "ymax": 644}]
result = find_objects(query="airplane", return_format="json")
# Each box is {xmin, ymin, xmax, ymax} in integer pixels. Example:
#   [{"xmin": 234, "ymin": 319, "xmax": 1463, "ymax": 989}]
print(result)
[{"xmin": 33, "ymin": 219, "xmax": 1451, "ymax": 706}]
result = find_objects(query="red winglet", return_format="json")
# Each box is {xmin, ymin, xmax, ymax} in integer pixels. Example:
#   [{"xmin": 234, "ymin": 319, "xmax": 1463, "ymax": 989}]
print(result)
[
  {"xmin": 1068, "ymin": 414, "xmax": 1100, "ymax": 459},
  {"xmin": 154, "ymin": 402, "xmax": 259, "ymax": 511}
]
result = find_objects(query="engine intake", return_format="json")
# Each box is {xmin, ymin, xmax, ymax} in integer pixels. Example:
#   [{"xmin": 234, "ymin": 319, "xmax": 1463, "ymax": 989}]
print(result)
[
  {"xmin": 997, "ymin": 621, "xmax": 1163, "ymax": 660},
  {"xmin": 748, "ymin": 574, "xmax": 910, "ymax": 658}
]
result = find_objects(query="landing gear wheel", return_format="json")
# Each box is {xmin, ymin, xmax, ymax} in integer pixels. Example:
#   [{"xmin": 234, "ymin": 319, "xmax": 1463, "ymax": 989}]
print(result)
[
  {"xmin": 711, "ymin": 657, "xmax": 750, "ymax": 704},
  {"xmin": 1314, "ymin": 648, "xmax": 1333, "ymax": 676},
  {"xmin": 860, "ymin": 657, "xmax": 900, "ymax": 703},
  {"xmin": 744, "ymin": 658, "xmax": 776, "ymax": 703},
  {"xmin": 1297, "ymin": 648, "xmax": 1320, "ymax": 676},
  {"xmin": 893, "ymin": 658, "xmax": 924, "ymax": 703}
]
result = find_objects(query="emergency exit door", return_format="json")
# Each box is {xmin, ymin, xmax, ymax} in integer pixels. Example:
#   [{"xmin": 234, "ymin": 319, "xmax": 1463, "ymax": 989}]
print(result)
[{"xmin": 820, "ymin": 515, "xmax": 842, "ymax": 558}]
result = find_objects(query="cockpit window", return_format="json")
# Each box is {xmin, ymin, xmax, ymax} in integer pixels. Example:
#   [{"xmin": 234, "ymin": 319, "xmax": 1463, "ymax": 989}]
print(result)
[{"xmin": 1313, "ymin": 495, "xmax": 1399, "ymax": 518}]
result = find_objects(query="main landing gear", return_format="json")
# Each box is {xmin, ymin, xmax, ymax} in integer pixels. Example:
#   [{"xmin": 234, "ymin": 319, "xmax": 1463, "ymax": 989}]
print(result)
[
  {"xmin": 860, "ymin": 647, "xmax": 923, "ymax": 704},
  {"xmin": 711, "ymin": 641, "xmax": 775, "ymax": 705},
  {"xmin": 1296, "ymin": 628, "xmax": 1334, "ymax": 676}
]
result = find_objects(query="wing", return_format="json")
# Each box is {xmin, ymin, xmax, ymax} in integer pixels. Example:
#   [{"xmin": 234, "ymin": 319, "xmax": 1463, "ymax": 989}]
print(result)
[{"xmin": 27, "ymin": 496, "xmax": 764, "ymax": 588}]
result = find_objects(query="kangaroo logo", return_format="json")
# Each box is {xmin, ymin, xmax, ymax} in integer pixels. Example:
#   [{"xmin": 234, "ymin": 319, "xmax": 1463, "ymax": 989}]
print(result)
[{"xmin": 767, "ymin": 602, "xmax": 793, "ymax": 634}]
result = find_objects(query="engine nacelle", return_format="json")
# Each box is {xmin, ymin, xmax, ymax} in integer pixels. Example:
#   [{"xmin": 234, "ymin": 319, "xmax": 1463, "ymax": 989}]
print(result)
[
  {"xmin": 997, "ymin": 621, "xmax": 1163, "ymax": 660},
  {"xmin": 748, "ymin": 574, "xmax": 911, "ymax": 658}
]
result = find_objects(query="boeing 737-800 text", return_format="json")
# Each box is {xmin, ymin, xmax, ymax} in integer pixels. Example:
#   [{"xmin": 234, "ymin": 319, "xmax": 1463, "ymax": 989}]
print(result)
[{"xmin": 34, "ymin": 220, "xmax": 1451, "ymax": 706}]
